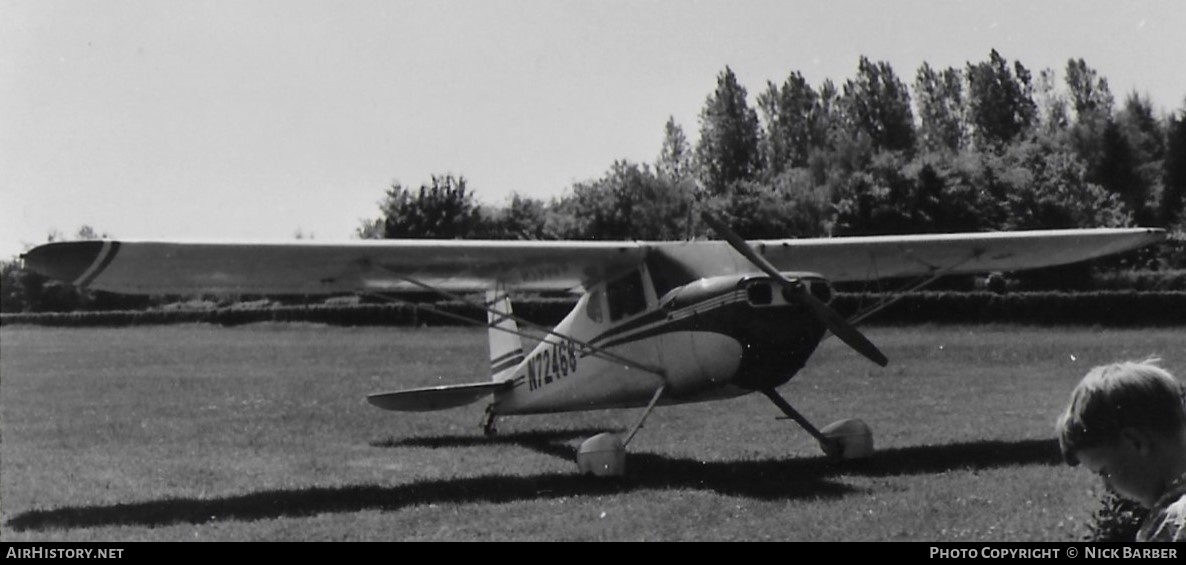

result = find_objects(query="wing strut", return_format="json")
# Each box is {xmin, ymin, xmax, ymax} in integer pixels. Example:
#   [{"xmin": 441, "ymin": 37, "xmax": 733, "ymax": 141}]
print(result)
[
  {"xmin": 623, "ymin": 385, "xmax": 665, "ymax": 447},
  {"xmin": 761, "ymin": 388, "xmax": 839, "ymax": 458},
  {"xmin": 361, "ymin": 276, "xmax": 667, "ymax": 380},
  {"xmin": 843, "ymin": 253, "xmax": 979, "ymax": 327}
]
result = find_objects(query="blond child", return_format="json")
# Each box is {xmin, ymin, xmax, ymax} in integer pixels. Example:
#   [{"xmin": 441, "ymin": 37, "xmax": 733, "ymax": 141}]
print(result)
[{"xmin": 1057, "ymin": 359, "xmax": 1186, "ymax": 542}]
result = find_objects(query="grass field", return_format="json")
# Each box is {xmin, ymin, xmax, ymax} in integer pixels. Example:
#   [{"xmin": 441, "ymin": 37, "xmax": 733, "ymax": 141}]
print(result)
[{"xmin": 1, "ymin": 323, "xmax": 1181, "ymax": 541}]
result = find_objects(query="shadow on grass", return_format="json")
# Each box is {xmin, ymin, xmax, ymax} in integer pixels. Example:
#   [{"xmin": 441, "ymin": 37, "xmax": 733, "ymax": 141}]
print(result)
[
  {"xmin": 7, "ymin": 434, "xmax": 1060, "ymax": 532},
  {"xmin": 370, "ymin": 428, "xmax": 610, "ymax": 451}
]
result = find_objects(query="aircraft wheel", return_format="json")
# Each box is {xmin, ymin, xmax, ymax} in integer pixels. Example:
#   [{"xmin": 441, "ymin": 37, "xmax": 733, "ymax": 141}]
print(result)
[
  {"xmin": 576, "ymin": 432, "xmax": 626, "ymax": 476},
  {"xmin": 819, "ymin": 418, "xmax": 874, "ymax": 460}
]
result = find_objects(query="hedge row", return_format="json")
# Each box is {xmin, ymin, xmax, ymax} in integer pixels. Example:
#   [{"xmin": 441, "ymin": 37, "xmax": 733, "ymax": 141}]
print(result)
[
  {"xmin": 2, "ymin": 292, "xmax": 1184, "ymax": 328},
  {"xmin": 834, "ymin": 291, "xmax": 1186, "ymax": 326},
  {"xmin": 1088, "ymin": 269, "xmax": 1186, "ymax": 292},
  {"xmin": 0, "ymin": 298, "xmax": 578, "ymax": 329}
]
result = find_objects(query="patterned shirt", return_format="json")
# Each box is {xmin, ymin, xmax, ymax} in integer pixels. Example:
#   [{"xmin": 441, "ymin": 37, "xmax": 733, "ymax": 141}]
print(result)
[{"xmin": 1137, "ymin": 475, "xmax": 1186, "ymax": 542}]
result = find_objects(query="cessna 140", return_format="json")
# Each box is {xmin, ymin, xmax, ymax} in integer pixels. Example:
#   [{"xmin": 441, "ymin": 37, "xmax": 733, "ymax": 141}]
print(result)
[{"xmin": 22, "ymin": 214, "xmax": 1166, "ymax": 475}]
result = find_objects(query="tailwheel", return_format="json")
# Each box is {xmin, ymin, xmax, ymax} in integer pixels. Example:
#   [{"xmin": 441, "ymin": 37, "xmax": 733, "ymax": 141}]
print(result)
[{"xmin": 481, "ymin": 404, "xmax": 498, "ymax": 437}]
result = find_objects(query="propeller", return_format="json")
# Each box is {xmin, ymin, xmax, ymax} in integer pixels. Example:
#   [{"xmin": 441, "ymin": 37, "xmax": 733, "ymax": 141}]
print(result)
[{"xmin": 701, "ymin": 212, "xmax": 888, "ymax": 367}]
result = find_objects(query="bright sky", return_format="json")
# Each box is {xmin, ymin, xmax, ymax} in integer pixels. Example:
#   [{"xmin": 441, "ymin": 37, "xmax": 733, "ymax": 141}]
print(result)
[{"xmin": 2, "ymin": 0, "xmax": 1184, "ymax": 259}]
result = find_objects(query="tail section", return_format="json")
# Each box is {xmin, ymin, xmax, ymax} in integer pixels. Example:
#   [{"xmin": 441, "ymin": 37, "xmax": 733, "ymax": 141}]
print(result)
[
  {"xmin": 367, "ymin": 290, "xmax": 521, "ymax": 413},
  {"xmin": 486, "ymin": 289, "xmax": 524, "ymax": 382},
  {"xmin": 367, "ymin": 381, "xmax": 511, "ymax": 411}
]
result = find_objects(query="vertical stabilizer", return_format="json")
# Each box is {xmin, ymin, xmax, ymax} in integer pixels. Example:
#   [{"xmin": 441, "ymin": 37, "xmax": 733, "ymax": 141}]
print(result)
[{"xmin": 486, "ymin": 289, "xmax": 524, "ymax": 383}]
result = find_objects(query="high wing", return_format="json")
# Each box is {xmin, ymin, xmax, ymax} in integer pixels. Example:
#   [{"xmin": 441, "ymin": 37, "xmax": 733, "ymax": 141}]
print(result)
[
  {"xmin": 653, "ymin": 228, "xmax": 1167, "ymax": 282},
  {"xmin": 21, "ymin": 228, "xmax": 1165, "ymax": 295},
  {"xmin": 21, "ymin": 240, "xmax": 647, "ymax": 294}
]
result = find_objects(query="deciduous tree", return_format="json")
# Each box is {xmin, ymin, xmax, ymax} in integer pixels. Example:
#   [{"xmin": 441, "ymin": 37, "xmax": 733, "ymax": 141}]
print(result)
[
  {"xmin": 758, "ymin": 71, "xmax": 821, "ymax": 175},
  {"xmin": 915, "ymin": 63, "xmax": 967, "ymax": 153},
  {"xmin": 966, "ymin": 50, "xmax": 1038, "ymax": 148},
  {"xmin": 1163, "ymin": 106, "xmax": 1186, "ymax": 226},
  {"xmin": 1066, "ymin": 58, "xmax": 1114, "ymax": 127},
  {"xmin": 840, "ymin": 57, "xmax": 916, "ymax": 153},
  {"xmin": 559, "ymin": 161, "xmax": 694, "ymax": 241},
  {"xmin": 696, "ymin": 67, "xmax": 763, "ymax": 196},
  {"xmin": 655, "ymin": 116, "xmax": 694, "ymax": 183},
  {"xmin": 364, "ymin": 175, "xmax": 490, "ymax": 239}
]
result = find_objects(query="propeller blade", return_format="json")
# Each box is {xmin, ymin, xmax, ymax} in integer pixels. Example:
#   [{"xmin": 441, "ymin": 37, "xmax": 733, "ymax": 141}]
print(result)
[
  {"xmin": 701, "ymin": 212, "xmax": 889, "ymax": 367},
  {"xmin": 700, "ymin": 212, "xmax": 785, "ymax": 280},
  {"xmin": 799, "ymin": 290, "xmax": 889, "ymax": 367}
]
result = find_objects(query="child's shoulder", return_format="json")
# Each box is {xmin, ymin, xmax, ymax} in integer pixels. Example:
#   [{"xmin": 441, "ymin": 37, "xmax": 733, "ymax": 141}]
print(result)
[{"xmin": 1137, "ymin": 478, "xmax": 1186, "ymax": 542}]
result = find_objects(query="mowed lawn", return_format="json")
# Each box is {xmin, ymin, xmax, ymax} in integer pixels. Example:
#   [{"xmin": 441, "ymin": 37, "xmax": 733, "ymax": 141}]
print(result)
[{"xmin": 1, "ymin": 323, "xmax": 1181, "ymax": 541}]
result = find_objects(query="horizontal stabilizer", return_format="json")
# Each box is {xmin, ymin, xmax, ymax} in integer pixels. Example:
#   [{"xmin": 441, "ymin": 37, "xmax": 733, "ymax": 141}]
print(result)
[{"xmin": 367, "ymin": 381, "xmax": 511, "ymax": 412}]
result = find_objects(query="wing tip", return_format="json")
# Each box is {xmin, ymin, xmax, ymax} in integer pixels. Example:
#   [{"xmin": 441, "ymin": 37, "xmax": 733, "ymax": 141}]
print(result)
[{"xmin": 22, "ymin": 240, "xmax": 119, "ymax": 286}]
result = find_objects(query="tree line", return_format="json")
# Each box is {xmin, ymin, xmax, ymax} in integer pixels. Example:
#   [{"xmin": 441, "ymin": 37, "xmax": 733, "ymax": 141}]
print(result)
[
  {"xmin": 360, "ymin": 50, "xmax": 1185, "ymax": 248},
  {"xmin": 4, "ymin": 50, "xmax": 1185, "ymax": 313}
]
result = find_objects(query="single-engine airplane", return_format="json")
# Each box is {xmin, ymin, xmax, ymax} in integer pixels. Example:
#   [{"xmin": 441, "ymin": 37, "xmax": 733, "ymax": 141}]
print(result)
[{"xmin": 21, "ymin": 215, "xmax": 1166, "ymax": 475}]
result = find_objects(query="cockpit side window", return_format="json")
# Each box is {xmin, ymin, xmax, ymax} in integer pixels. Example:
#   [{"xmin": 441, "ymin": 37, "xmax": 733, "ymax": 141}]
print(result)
[
  {"xmin": 646, "ymin": 252, "xmax": 696, "ymax": 299},
  {"xmin": 586, "ymin": 288, "xmax": 604, "ymax": 323},
  {"xmin": 606, "ymin": 270, "xmax": 647, "ymax": 321}
]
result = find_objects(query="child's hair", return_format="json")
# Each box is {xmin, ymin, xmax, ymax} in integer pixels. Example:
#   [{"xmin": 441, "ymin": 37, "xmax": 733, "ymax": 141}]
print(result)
[{"xmin": 1058, "ymin": 358, "xmax": 1185, "ymax": 466}]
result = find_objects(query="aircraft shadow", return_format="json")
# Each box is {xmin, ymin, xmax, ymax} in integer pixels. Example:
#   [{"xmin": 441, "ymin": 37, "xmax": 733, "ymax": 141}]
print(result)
[
  {"xmin": 6, "ymin": 435, "xmax": 1060, "ymax": 532},
  {"xmin": 370, "ymin": 428, "xmax": 610, "ymax": 450}
]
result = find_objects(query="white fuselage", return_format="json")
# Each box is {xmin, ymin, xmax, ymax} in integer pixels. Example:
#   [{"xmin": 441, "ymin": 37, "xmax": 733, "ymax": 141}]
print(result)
[{"xmin": 491, "ymin": 264, "xmax": 830, "ymax": 415}]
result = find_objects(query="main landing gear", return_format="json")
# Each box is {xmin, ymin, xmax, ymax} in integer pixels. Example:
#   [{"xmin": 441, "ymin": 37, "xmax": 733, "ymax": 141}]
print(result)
[
  {"xmin": 576, "ymin": 386, "xmax": 666, "ymax": 477},
  {"xmin": 761, "ymin": 388, "xmax": 874, "ymax": 460},
  {"xmin": 552, "ymin": 385, "xmax": 871, "ymax": 478}
]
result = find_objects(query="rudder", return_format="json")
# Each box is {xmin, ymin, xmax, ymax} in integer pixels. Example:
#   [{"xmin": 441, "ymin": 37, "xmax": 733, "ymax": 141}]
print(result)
[{"xmin": 486, "ymin": 289, "xmax": 523, "ymax": 383}]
